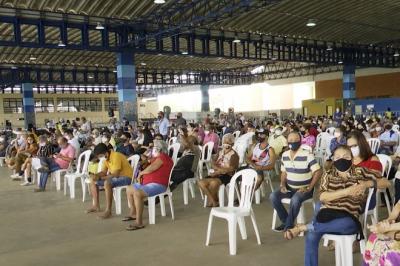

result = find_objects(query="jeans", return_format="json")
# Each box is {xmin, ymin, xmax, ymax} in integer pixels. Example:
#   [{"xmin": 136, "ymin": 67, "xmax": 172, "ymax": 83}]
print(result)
[
  {"xmin": 269, "ymin": 185, "xmax": 313, "ymax": 230},
  {"xmin": 39, "ymin": 157, "xmax": 61, "ymax": 189},
  {"xmin": 304, "ymin": 203, "xmax": 359, "ymax": 266}
]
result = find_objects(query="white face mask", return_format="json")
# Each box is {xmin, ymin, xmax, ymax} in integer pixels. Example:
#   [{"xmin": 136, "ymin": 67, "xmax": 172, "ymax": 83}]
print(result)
[
  {"xmin": 102, "ymin": 137, "xmax": 108, "ymax": 143},
  {"xmin": 204, "ymin": 131, "xmax": 210, "ymax": 135},
  {"xmin": 0, "ymin": 137, "xmax": 4, "ymax": 142},
  {"xmin": 98, "ymin": 155, "xmax": 106, "ymax": 160},
  {"xmin": 275, "ymin": 130, "xmax": 282, "ymax": 136},
  {"xmin": 351, "ymin": 146, "xmax": 360, "ymax": 157},
  {"xmin": 39, "ymin": 142, "xmax": 46, "ymax": 147},
  {"xmin": 376, "ymin": 127, "xmax": 382, "ymax": 132},
  {"xmin": 334, "ymin": 132, "xmax": 341, "ymax": 138}
]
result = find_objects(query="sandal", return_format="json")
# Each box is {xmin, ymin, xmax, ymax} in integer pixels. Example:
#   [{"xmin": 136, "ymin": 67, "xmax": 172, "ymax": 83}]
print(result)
[
  {"xmin": 284, "ymin": 224, "xmax": 306, "ymax": 240},
  {"xmin": 126, "ymin": 224, "xmax": 145, "ymax": 231},
  {"xmin": 122, "ymin": 216, "xmax": 136, "ymax": 222}
]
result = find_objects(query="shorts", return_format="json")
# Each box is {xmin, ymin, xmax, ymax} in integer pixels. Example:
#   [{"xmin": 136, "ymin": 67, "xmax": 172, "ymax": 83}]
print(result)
[
  {"xmin": 96, "ymin": 176, "xmax": 131, "ymax": 188},
  {"xmin": 133, "ymin": 183, "xmax": 167, "ymax": 197},
  {"xmin": 207, "ymin": 174, "xmax": 232, "ymax": 186}
]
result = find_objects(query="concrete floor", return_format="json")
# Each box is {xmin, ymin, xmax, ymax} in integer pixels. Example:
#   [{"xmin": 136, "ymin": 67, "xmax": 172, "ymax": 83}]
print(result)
[{"xmin": 0, "ymin": 168, "xmax": 361, "ymax": 266}]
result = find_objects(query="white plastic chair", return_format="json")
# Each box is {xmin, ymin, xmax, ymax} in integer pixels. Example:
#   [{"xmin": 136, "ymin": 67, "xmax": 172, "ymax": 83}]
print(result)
[
  {"xmin": 83, "ymin": 158, "xmax": 106, "ymax": 203},
  {"xmin": 393, "ymin": 124, "xmax": 399, "ymax": 132},
  {"xmin": 198, "ymin": 142, "xmax": 214, "ymax": 174},
  {"xmin": 0, "ymin": 157, "xmax": 4, "ymax": 167},
  {"xmin": 233, "ymin": 131, "xmax": 241, "ymax": 141},
  {"xmin": 182, "ymin": 148, "xmax": 201, "ymax": 205},
  {"xmin": 300, "ymin": 144, "xmax": 313, "ymax": 154},
  {"xmin": 168, "ymin": 137, "xmax": 177, "ymax": 146},
  {"xmin": 254, "ymin": 170, "xmax": 275, "ymax": 204},
  {"xmin": 31, "ymin": 157, "xmax": 42, "ymax": 185},
  {"xmin": 271, "ymin": 198, "xmax": 314, "ymax": 232},
  {"xmin": 326, "ymin": 127, "xmax": 336, "ymax": 136},
  {"xmin": 367, "ymin": 138, "xmax": 381, "ymax": 154},
  {"xmin": 322, "ymin": 188, "xmax": 375, "ymax": 266},
  {"xmin": 65, "ymin": 150, "xmax": 92, "ymax": 198},
  {"xmin": 205, "ymin": 169, "xmax": 261, "ymax": 255},
  {"xmin": 168, "ymin": 143, "xmax": 180, "ymax": 165},
  {"xmin": 113, "ymin": 154, "xmax": 140, "ymax": 215},
  {"xmin": 147, "ymin": 167, "xmax": 175, "ymax": 224},
  {"xmin": 375, "ymin": 154, "xmax": 393, "ymax": 216}
]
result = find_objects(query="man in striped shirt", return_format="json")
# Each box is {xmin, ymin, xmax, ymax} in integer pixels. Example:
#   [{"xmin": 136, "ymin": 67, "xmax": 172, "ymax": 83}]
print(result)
[{"xmin": 270, "ymin": 131, "xmax": 322, "ymax": 232}]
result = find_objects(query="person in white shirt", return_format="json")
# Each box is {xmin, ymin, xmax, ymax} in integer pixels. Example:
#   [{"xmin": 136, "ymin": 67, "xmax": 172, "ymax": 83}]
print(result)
[
  {"xmin": 64, "ymin": 129, "xmax": 81, "ymax": 158},
  {"xmin": 157, "ymin": 111, "xmax": 169, "ymax": 140},
  {"xmin": 379, "ymin": 124, "xmax": 399, "ymax": 155},
  {"xmin": 80, "ymin": 117, "xmax": 91, "ymax": 135}
]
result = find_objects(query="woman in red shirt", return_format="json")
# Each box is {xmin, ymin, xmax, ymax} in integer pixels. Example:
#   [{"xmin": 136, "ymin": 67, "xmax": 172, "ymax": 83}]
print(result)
[
  {"xmin": 347, "ymin": 131, "xmax": 382, "ymax": 172},
  {"xmin": 124, "ymin": 140, "xmax": 173, "ymax": 230}
]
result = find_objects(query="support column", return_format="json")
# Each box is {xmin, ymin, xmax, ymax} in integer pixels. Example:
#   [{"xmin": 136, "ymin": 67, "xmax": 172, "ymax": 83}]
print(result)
[
  {"xmin": 200, "ymin": 73, "xmax": 210, "ymax": 112},
  {"xmin": 116, "ymin": 51, "xmax": 137, "ymax": 123},
  {"xmin": 342, "ymin": 64, "xmax": 356, "ymax": 99},
  {"xmin": 22, "ymin": 83, "xmax": 36, "ymax": 129}
]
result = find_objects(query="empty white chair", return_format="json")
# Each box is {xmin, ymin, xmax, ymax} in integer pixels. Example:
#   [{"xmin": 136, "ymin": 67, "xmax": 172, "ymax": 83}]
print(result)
[
  {"xmin": 65, "ymin": 150, "xmax": 92, "ymax": 198},
  {"xmin": 367, "ymin": 138, "xmax": 381, "ymax": 154},
  {"xmin": 113, "ymin": 154, "xmax": 140, "ymax": 215},
  {"xmin": 168, "ymin": 142, "xmax": 181, "ymax": 165},
  {"xmin": 147, "ymin": 167, "xmax": 175, "ymax": 224},
  {"xmin": 322, "ymin": 188, "xmax": 374, "ymax": 266},
  {"xmin": 205, "ymin": 169, "xmax": 261, "ymax": 255}
]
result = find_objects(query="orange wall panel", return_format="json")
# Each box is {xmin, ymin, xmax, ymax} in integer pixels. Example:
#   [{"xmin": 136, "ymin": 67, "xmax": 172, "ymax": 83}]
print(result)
[{"xmin": 315, "ymin": 79, "xmax": 342, "ymax": 99}]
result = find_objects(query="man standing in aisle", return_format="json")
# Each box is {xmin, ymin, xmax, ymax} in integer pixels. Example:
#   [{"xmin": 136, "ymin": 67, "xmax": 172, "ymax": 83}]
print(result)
[
  {"xmin": 269, "ymin": 132, "xmax": 322, "ymax": 233},
  {"xmin": 157, "ymin": 111, "xmax": 169, "ymax": 140}
]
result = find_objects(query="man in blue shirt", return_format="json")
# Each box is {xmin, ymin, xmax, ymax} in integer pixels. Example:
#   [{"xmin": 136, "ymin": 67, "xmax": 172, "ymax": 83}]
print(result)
[{"xmin": 157, "ymin": 111, "xmax": 169, "ymax": 140}]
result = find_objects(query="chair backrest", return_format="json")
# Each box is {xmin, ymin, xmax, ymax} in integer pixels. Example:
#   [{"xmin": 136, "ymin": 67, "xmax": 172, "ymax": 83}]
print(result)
[
  {"xmin": 227, "ymin": 169, "xmax": 258, "ymax": 210},
  {"xmin": 168, "ymin": 143, "xmax": 180, "ymax": 165},
  {"xmin": 233, "ymin": 131, "xmax": 241, "ymax": 141},
  {"xmin": 367, "ymin": 138, "xmax": 381, "ymax": 154},
  {"xmin": 300, "ymin": 144, "xmax": 313, "ymax": 154},
  {"xmin": 326, "ymin": 127, "xmax": 336, "ymax": 136},
  {"xmin": 31, "ymin": 157, "xmax": 42, "ymax": 170},
  {"xmin": 76, "ymin": 150, "xmax": 92, "ymax": 175},
  {"xmin": 201, "ymin": 141, "xmax": 214, "ymax": 161},
  {"xmin": 127, "ymin": 154, "xmax": 140, "ymax": 178},
  {"xmin": 376, "ymin": 153, "xmax": 392, "ymax": 178},
  {"xmin": 393, "ymin": 124, "xmax": 399, "ymax": 132},
  {"xmin": 168, "ymin": 137, "xmax": 177, "ymax": 146},
  {"xmin": 363, "ymin": 188, "xmax": 376, "ymax": 236}
]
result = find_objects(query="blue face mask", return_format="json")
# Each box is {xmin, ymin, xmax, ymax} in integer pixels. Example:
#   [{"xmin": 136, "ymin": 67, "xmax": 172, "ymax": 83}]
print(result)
[{"xmin": 288, "ymin": 141, "xmax": 301, "ymax": 151}]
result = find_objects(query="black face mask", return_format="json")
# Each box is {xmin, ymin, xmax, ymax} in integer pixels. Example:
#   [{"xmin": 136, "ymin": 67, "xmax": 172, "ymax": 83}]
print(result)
[
  {"xmin": 300, "ymin": 130, "xmax": 306, "ymax": 135},
  {"xmin": 158, "ymin": 116, "xmax": 162, "ymax": 119},
  {"xmin": 333, "ymin": 158, "xmax": 352, "ymax": 172},
  {"xmin": 258, "ymin": 137, "xmax": 265, "ymax": 143},
  {"xmin": 288, "ymin": 141, "xmax": 301, "ymax": 151}
]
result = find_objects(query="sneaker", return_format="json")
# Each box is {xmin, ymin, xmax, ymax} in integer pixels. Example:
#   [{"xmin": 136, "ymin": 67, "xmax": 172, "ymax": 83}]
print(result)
[
  {"xmin": 34, "ymin": 188, "xmax": 45, "ymax": 192},
  {"xmin": 10, "ymin": 173, "xmax": 19, "ymax": 178},
  {"xmin": 20, "ymin": 181, "xmax": 33, "ymax": 186},
  {"xmin": 273, "ymin": 224, "xmax": 286, "ymax": 232},
  {"xmin": 11, "ymin": 175, "xmax": 23, "ymax": 181}
]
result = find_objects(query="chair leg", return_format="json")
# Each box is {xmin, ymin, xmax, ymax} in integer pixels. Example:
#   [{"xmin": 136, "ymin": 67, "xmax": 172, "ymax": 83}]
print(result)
[
  {"xmin": 205, "ymin": 213, "xmax": 214, "ymax": 246},
  {"xmin": 271, "ymin": 210, "xmax": 277, "ymax": 230},
  {"xmin": 384, "ymin": 191, "xmax": 392, "ymax": 214},
  {"xmin": 148, "ymin": 197, "xmax": 156, "ymax": 224},
  {"xmin": 238, "ymin": 217, "xmax": 247, "ymax": 240},
  {"xmin": 255, "ymin": 188, "xmax": 261, "ymax": 205},
  {"xmin": 159, "ymin": 195, "xmax": 166, "ymax": 216},
  {"xmin": 82, "ymin": 180, "xmax": 87, "ymax": 202},
  {"xmin": 64, "ymin": 176, "xmax": 68, "ymax": 195},
  {"xmin": 183, "ymin": 180, "xmax": 189, "ymax": 205},
  {"xmin": 189, "ymin": 180, "xmax": 195, "ymax": 199},
  {"xmin": 218, "ymin": 185, "xmax": 225, "ymax": 207},
  {"xmin": 250, "ymin": 211, "xmax": 262, "ymax": 245},
  {"xmin": 228, "ymin": 218, "xmax": 238, "ymax": 255},
  {"xmin": 342, "ymin": 238, "xmax": 354, "ymax": 266},
  {"xmin": 204, "ymin": 195, "xmax": 208, "ymax": 208},
  {"xmin": 114, "ymin": 189, "xmax": 121, "ymax": 215},
  {"xmin": 168, "ymin": 194, "xmax": 175, "ymax": 220}
]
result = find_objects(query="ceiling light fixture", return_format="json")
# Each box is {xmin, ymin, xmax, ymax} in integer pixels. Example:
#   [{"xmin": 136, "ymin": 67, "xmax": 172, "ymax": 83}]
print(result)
[
  {"xmin": 338, "ymin": 60, "xmax": 343, "ymax": 64},
  {"xmin": 181, "ymin": 51, "xmax": 188, "ymax": 55},
  {"xmin": 58, "ymin": 40, "xmax": 66, "ymax": 47},
  {"xmin": 96, "ymin": 22, "xmax": 105, "ymax": 30},
  {"xmin": 113, "ymin": 70, "xmax": 117, "ymax": 73},
  {"xmin": 141, "ymin": 62, "xmax": 147, "ymax": 66},
  {"xmin": 394, "ymin": 52, "xmax": 400, "ymax": 57},
  {"xmin": 88, "ymin": 75, "xmax": 94, "ymax": 79},
  {"xmin": 326, "ymin": 45, "xmax": 333, "ymax": 51},
  {"xmin": 154, "ymin": 0, "xmax": 166, "ymax": 4},
  {"xmin": 11, "ymin": 66, "xmax": 17, "ymax": 69},
  {"xmin": 306, "ymin": 19, "xmax": 317, "ymax": 27},
  {"xmin": 233, "ymin": 36, "xmax": 241, "ymax": 43},
  {"xmin": 29, "ymin": 56, "xmax": 37, "ymax": 61}
]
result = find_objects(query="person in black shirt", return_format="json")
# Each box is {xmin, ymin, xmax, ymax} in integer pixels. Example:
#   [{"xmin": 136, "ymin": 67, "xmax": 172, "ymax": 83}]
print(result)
[{"xmin": 116, "ymin": 132, "xmax": 135, "ymax": 157}]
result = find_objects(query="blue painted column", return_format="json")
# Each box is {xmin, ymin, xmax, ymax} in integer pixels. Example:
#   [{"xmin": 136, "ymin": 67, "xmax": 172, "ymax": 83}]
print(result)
[
  {"xmin": 22, "ymin": 83, "xmax": 36, "ymax": 129},
  {"xmin": 342, "ymin": 64, "xmax": 356, "ymax": 99},
  {"xmin": 200, "ymin": 73, "xmax": 210, "ymax": 112},
  {"xmin": 116, "ymin": 51, "xmax": 137, "ymax": 122}
]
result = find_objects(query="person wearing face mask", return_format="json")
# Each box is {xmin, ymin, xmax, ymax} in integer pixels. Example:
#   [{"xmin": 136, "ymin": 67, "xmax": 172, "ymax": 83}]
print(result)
[
  {"xmin": 329, "ymin": 126, "xmax": 347, "ymax": 156},
  {"xmin": 21, "ymin": 135, "xmax": 54, "ymax": 186},
  {"xmin": 35, "ymin": 137, "xmax": 75, "ymax": 192},
  {"xmin": 64, "ymin": 129, "xmax": 80, "ymax": 158},
  {"xmin": 269, "ymin": 126, "xmax": 288, "ymax": 156},
  {"xmin": 379, "ymin": 124, "xmax": 399, "ymax": 155},
  {"xmin": 245, "ymin": 129, "xmax": 276, "ymax": 190},
  {"xmin": 284, "ymin": 145, "xmax": 390, "ymax": 266},
  {"xmin": 347, "ymin": 131, "xmax": 382, "ymax": 172},
  {"xmin": 92, "ymin": 129, "xmax": 102, "ymax": 145},
  {"xmin": 116, "ymin": 132, "xmax": 135, "ymax": 157},
  {"xmin": 356, "ymin": 122, "xmax": 371, "ymax": 139},
  {"xmin": 300, "ymin": 123, "xmax": 316, "ymax": 150},
  {"xmin": 10, "ymin": 134, "xmax": 39, "ymax": 181},
  {"xmin": 157, "ymin": 111, "xmax": 169, "ymax": 140},
  {"xmin": 198, "ymin": 133, "xmax": 239, "ymax": 207},
  {"xmin": 86, "ymin": 143, "xmax": 133, "ymax": 219},
  {"xmin": 233, "ymin": 123, "xmax": 256, "ymax": 165},
  {"xmin": 123, "ymin": 140, "xmax": 173, "ymax": 230},
  {"xmin": 203, "ymin": 124, "xmax": 219, "ymax": 154},
  {"xmin": 334, "ymin": 107, "xmax": 342, "ymax": 124},
  {"xmin": 270, "ymin": 132, "xmax": 322, "ymax": 233},
  {"xmin": 101, "ymin": 133, "xmax": 114, "ymax": 151}
]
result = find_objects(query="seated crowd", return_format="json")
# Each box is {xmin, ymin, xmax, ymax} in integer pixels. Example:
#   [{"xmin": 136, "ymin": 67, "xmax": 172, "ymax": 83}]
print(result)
[{"xmin": 3, "ymin": 110, "xmax": 400, "ymax": 265}]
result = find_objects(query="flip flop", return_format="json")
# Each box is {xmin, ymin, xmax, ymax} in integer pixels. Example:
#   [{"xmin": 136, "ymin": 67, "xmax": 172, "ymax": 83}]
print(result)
[
  {"xmin": 122, "ymin": 216, "xmax": 136, "ymax": 222},
  {"xmin": 126, "ymin": 224, "xmax": 145, "ymax": 231}
]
